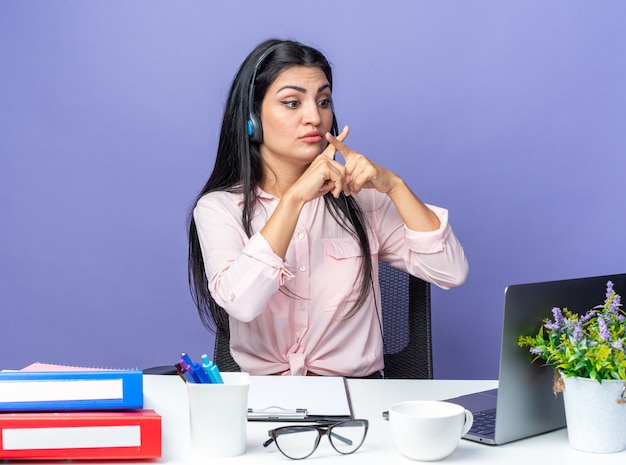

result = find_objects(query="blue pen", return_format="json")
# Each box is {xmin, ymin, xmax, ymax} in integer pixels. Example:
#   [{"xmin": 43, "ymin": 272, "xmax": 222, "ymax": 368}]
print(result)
[
  {"xmin": 201, "ymin": 354, "xmax": 224, "ymax": 384},
  {"xmin": 180, "ymin": 352, "xmax": 194, "ymax": 367},
  {"xmin": 191, "ymin": 361, "xmax": 211, "ymax": 384}
]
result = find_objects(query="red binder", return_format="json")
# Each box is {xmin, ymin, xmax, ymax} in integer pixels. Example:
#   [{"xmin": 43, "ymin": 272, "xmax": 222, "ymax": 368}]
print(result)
[{"xmin": 0, "ymin": 409, "xmax": 161, "ymax": 460}]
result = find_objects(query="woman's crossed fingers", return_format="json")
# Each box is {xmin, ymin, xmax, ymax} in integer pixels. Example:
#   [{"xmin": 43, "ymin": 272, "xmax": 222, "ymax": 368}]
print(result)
[{"xmin": 326, "ymin": 127, "xmax": 393, "ymax": 195}]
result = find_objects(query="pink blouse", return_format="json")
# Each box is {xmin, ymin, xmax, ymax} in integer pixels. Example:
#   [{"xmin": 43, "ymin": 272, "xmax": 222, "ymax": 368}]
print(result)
[{"xmin": 194, "ymin": 188, "xmax": 468, "ymax": 376}]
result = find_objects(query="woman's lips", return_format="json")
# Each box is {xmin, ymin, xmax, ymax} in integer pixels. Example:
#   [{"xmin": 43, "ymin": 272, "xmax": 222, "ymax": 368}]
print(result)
[{"xmin": 299, "ymin": 132, "xmax": 323, "ymax": 144}]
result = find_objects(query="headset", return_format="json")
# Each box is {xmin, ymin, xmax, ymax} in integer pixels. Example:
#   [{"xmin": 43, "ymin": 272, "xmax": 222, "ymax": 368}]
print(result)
[{"xmin": 247, "ymin": 43, "xmax": 282, "ymax": 143}]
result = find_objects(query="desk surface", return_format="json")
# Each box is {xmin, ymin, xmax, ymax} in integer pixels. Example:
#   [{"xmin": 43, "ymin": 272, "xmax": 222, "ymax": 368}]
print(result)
[{"xmin": 9, "ymin": 375, "xmax": 626, "ymax": 464}]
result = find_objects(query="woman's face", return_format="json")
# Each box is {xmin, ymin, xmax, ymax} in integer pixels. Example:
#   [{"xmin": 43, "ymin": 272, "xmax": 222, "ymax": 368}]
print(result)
[{"xmin": 259, "ymin": 65, "xmax": 334, "ymax": 169}]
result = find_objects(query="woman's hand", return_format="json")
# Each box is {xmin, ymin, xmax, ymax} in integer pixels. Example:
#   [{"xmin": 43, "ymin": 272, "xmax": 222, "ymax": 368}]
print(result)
[
  {"xmin": 326, "ymin": 126, "xmax": 440, "ymax": 232},
  {"xmin": 287, "ymin": 126, "xmax": 351, "ymax": 202},
  {"xmin": 259, "ymin": 127, "xmax": 350, "ymax": 259},
  {"xmin": 325, "ymin": 127, "xmax": 400, "ymax": 196}
]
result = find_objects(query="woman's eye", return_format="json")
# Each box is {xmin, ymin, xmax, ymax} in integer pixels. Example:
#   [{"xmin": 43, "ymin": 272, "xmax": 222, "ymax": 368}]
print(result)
[
  {"xmin": 318, "ymin": 99, "xmax": 332, "ymax": 108},
  {"xmin": 281, "ymin": 100, "xmax": 299, "ymax": 108}
]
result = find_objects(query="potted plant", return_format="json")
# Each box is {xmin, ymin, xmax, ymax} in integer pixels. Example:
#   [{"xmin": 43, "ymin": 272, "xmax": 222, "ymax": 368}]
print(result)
[{"xmin": 518, "ymin": 280, "xmax": 626, "ymax": 453}]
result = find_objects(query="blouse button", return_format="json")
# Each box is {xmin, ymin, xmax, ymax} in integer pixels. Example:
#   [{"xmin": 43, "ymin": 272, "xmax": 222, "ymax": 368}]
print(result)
[
  {"xmin": 299, "ymin": 265, "xmax": 306, "ymax": 272},
  {"xmin": 298, "ymin": 233, "xmax": 305, "ymax": 240},
  {"xmin": 229, "ymin": 292, "xmax": 236, "ymax": 301},
  {"xmin": 299, "ymin": 304, "xmax": 306, "ymax": 311}
]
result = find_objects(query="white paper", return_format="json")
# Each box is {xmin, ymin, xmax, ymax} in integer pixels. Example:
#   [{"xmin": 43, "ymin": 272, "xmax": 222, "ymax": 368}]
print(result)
[
  {"xmin": 2, "ymin": 425, "xmax": 141, "ymax": 450},
  {"xmin": 0, "ymin": 379, "xmax": 123, "ymax": 402},
  {"xmin": 248, "ymin": 376, "xmax": 351, "ymax": 418}
]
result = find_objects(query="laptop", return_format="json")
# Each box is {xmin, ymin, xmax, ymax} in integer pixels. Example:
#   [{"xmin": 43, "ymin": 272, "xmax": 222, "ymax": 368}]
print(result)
[{"xmin": 445, "ymin": 272, "xmax": 626, "ymax": 445}]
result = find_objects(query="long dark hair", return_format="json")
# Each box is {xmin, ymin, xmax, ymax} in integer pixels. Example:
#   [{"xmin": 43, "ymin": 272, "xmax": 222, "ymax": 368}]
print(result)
[{"xmin": 188, "ymin": 39, "xmax": 373, "ymax": 335}]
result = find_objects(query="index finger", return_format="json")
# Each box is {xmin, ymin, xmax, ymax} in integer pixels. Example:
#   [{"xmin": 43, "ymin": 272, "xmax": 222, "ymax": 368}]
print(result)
[
  {"xmin": 326, "ymin": 127, "xmax": 356, "ymax": 161},
  {"xmin": 321, "ymin": 125, "xmax": 350, "ymax": 159}
]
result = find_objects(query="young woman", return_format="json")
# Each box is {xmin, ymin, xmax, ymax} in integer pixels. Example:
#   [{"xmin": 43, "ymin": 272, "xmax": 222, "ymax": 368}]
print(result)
[{"xmin": 188, "ymin": 39, "xmax": 468, "ymax": 377}]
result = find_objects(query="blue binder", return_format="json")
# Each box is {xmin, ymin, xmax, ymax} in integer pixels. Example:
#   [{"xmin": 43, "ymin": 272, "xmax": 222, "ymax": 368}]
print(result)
[{"xmin": 0, "ymin": 370, "xmax": 143, "ymax": 411}]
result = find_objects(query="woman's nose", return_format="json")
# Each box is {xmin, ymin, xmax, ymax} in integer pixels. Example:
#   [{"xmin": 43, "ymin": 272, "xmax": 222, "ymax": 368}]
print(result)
[{"xmin": 302, "ymin": 101, "xmax": 322, "ymax": 125}]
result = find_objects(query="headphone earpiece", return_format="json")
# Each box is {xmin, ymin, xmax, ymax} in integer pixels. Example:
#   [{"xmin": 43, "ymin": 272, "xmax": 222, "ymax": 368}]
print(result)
[
  {"xmin": 247, "ymin": 43, "xmax": 281, "ymax": 144},
  {"xmin": 247, "ymin": 114, "xmax": 263, "ymax": 143}
]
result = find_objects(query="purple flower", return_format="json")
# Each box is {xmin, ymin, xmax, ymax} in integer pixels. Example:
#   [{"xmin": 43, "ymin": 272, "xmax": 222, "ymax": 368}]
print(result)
[
  {"xmin": 545, "ymin": 307, "xmax": 564, "ymax": 331},
  {"xmin": 606, "ymin": 281, "xmax": 615, "ymax": 302},
  {"xmin": 544, "ymin": 321, "xmax": 559, "ymax": 331},
  {"xmin": 612, "ymin": 339, "xmax": 624, "ymax": 351},
  {"xmin": 597, "ymin": 316, "xmax": 611, "ymax": 342},
  {"xmin": 580, "ymin": 310, "xmax": 596, "ymax": 324},
  {"xmin": 610, "ymin": 294, "xmax": 622, "ymax": 314},
  {"xmin": 604, "ymin": 280, "xmax": 623, "ymax": 316},
  {"xmin": 530, "ymin": 347, "xmax": 542, "ymax": 355},
  {"xmin": 572, "ymin": 321, "xmax": 583, "ymax": 344}
]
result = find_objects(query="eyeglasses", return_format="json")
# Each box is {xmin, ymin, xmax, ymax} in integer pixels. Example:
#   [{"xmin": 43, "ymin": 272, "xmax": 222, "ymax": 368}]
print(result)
[{"xmin": 263, "ymin": 419, "xmax": 369, "ymax": 460}]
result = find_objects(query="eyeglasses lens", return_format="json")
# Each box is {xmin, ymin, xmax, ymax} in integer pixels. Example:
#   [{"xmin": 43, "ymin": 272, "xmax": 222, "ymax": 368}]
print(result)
[
  {"xmin": 329, "ymin": 420, "xmax": 367, "ymax": 454},
  {"xmin": 274, "ymin": 426, "xmax": 320, "ymax": 460}
]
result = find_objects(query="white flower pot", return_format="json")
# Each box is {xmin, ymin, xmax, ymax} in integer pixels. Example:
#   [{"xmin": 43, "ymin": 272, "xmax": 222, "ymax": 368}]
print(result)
[{"xmin": 561, "ymin": 374, "xmax": 626, "ymax": 453}]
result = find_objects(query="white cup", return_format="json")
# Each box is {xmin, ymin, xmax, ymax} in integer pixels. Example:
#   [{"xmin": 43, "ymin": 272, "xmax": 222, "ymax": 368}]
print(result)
[
  {"xmin": 186, "ymin": 372, "xmax": 250, "ymax": 458},
  {"xmin": 388, "ymin": 400, "xmax": 473, "ymax": 461}
]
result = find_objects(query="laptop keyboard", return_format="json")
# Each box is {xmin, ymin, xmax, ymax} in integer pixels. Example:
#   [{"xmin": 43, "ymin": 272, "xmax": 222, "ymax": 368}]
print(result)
[{"xmin": 468, "ymin": 409, "xmax": 496, "ymax": 437}]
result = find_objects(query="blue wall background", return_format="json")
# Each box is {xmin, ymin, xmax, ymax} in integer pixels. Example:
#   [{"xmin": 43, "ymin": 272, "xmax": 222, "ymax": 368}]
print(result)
[{"xmin": 1, "ymin": 1, "xmax": 625, "ymax": 379}]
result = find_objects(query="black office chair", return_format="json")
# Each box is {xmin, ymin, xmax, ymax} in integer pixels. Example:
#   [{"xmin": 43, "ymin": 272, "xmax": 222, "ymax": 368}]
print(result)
[
  {"xmin": 213, "ymin": 261, "xmax": 433, "ymax": 379},
  {"xmin": 213, "ymin": 315, "xmax": 242, "ymax": 373},
  {"xmin": 378, "ymin": 261, "xmax": 432, "ymax": 379}
]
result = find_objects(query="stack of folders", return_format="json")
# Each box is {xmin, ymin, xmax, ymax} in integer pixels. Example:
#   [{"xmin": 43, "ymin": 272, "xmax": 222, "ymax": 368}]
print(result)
[{"xmin": 0, "ymin": 366, "xmax": 161, "ymax": 460}]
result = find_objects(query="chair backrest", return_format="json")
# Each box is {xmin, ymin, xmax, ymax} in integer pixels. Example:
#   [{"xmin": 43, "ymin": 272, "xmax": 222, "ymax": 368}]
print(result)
[
  {"xmin": 213, "ymin": 261, "xmax": 432, "ymax": 379},
  {"xmin": 378, "ymin": 261, "xmax": 432, "ymax": 379},
  {"xmin": 213, "ymin": 316, "xmax": 241, "ymax": 373}
]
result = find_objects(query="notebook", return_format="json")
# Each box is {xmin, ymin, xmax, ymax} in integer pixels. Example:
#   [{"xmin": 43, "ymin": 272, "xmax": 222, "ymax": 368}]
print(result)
[{"xmin": 445, "ymin": 272, "xmax": 626, "ymax": 445}]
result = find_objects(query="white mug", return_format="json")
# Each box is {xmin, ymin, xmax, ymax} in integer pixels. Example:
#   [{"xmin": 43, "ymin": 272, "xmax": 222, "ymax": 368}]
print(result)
[{"xmin": 388, "ymin": 400, "xmax": 473, "ymax": 461}]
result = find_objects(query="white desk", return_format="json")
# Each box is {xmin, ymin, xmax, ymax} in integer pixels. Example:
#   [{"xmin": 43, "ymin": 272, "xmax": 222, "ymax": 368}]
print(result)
[
  {"xmin": 10, "ymin": 375, "xmax": 626, "ymax": 464},
  {"xmin": 147, "ymin": 375, "xmax": 626, "ymax": 464}
]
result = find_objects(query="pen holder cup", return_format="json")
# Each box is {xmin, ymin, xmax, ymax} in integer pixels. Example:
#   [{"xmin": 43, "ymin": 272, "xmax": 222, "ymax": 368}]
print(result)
[{"xmin": 186, "ymin": 372, "xmax": 250, "ymax": 458}]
